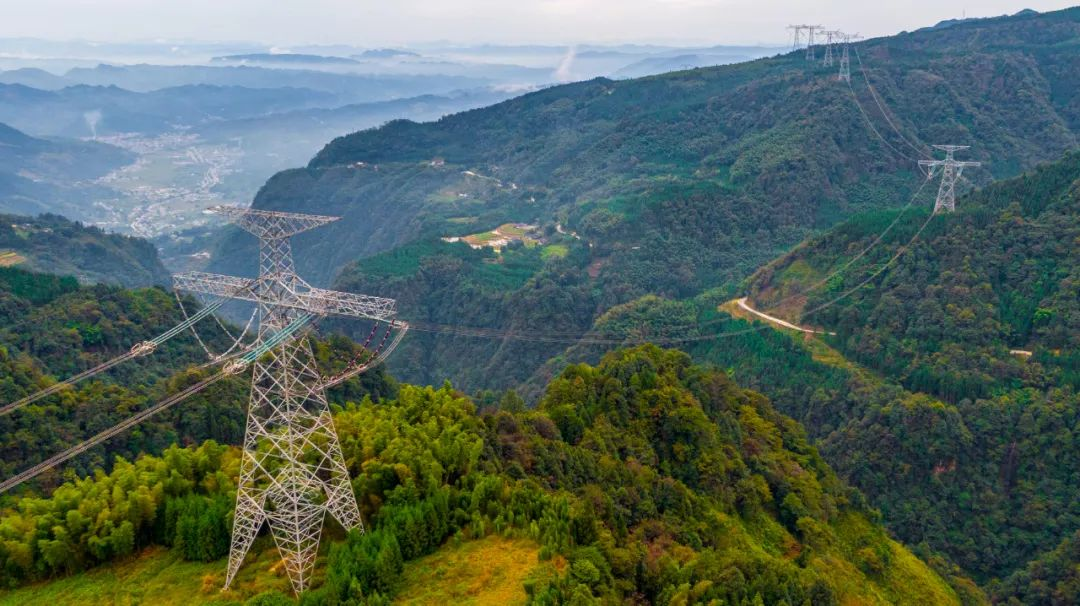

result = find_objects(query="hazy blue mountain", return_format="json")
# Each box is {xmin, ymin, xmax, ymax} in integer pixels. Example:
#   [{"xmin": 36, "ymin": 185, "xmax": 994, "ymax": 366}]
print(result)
[
  {"xmin": 0, "ymin": 122, "xmax": 133, "ymax": 217},
  {"xmin": 211, "ymin": 53, "xmax": 361, "ymax": 65},
  {"xmin": 0, "ymin": 67, "xmax": 71, "ymax": 89},
  {"xmin": 0, "ymin": 83, "xmax": 341, "ymax": 138},
  {"xmin": 356, "ymin": 48, "xmax": 421, "ymax": 59},
  {"xmin": 613, "ymin": 49, "xmax": 782, "ymax": 78},
  {"xmin": 58, "ymin": 64, "xmax": 490, "ymax": 97}
]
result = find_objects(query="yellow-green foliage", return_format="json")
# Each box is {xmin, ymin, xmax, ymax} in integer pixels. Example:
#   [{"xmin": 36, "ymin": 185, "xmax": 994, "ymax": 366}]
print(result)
[
  {"xmin": 393, "ymin": 535, "xmax": 559, "ymax": 606},
  {"xmin": 0, "ymin": 543, "xmax": 290, "ymax": 606},
  {"xmin": 541, "ymin": 244, "xmax": 569, "ymax": 261},
  {"xmin": 0, "ymin": 346, "xmax": 965, "ymax": 606}
]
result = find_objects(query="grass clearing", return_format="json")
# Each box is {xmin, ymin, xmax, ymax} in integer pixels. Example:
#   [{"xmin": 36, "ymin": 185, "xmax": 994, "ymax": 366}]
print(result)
[
  {"xmin": 0, "ymin": 251, "xmax": 26, "ymax": 267},
  {"xmin": 0, "ymin": 544, "xmax": 291, "ymax": 606},
  {"xmin": 541, "ymin": 244, "xmax": 569, "ymax": 260},
  {"xmin": 393, "ymin": 535, "xmax": 559, "ymax": 606}
]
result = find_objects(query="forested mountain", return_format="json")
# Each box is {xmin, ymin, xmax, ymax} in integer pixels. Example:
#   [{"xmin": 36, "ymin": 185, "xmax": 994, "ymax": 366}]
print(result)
[
  {"xmin": 0, "ymin": 123, "xmax": 132, "ymax": 218},
  {"xmin": 747, "ymin": 150, "xmax": 1080, "ymax": 402},
  {"xmin": 0, "ymin": 344, "xmax": 970, "ymax": 605},
  {"xmin": 690, "ymin": 150, "xmax": 1078, "ymax": 593},
  {"xmin": 0, "ymin": 213, "xmax": 169, "ymax": 287},
  {"xmin": 210, "ymin": 7, "xmax": 1080, "ymax": 394}
]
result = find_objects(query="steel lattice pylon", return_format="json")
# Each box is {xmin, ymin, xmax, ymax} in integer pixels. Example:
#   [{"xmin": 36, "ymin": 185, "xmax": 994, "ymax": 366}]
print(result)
[
  {"xmin": 175, "ymin": 206, "xmax": 398, "ymax": 594},
  {"xmin": 919, "ymin": 145, "xmax": 983, "ymax": 213}
]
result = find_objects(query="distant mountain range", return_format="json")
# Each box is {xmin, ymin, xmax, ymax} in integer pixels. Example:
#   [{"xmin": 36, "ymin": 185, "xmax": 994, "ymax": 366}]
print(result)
[{"xmin": 210, "ymin": 53, "xmax": 362, "ymax": 65}]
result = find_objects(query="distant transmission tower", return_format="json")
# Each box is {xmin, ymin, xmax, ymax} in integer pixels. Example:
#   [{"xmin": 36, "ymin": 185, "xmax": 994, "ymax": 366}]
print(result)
[
  {"xmin": 822, "ymin": 30, "xmax": 837, "ymax": 66},
  {"xmin": 174, "ymin": 207, "xmax": 400, "ymax": 594},
  {"xmin": 805, "ymin": 25, "xmax": 823, "ymax": 60},
  {"xmin": 788, "ymin": 25, "xmax": 806, "ymax": 51},
  {"xmin": 837, "ymin": 32, "xmax": 860, "ymax": 82},
  {"xmin": 919, "ymin": 145, "xmax": 982, "ymax": 213},
  {"xmin": 788, "ymin": 24, "xmax": 822, "ymax": 58}
]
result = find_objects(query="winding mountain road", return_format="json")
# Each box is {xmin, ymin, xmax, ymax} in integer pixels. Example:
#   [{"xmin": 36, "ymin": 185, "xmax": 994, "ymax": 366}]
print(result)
[{"xmin": 735, "ymin": 297, "xmax": 837, "ymax": 336}]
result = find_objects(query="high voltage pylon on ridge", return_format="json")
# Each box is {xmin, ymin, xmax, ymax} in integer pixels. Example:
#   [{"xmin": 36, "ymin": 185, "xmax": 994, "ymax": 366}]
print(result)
[
  {"xmin": 805, "ymin": 25, "xmax": 822, "ymax": 60},
  {"xmin": 918, "ymin": 145, "xmax": 982, "ymax": 213},
  {"xmin": 837, "ymin": 32, "xmax": 861, "ymax": 82},
  {"xmin": 822, "ymin": 30, "xmax": 838, "ymax": 66},
  {"xmin": 788, "ymin": 24, "xmax": 806, "ymax": 51},
  {"xmin": 174, "ymin": 206, "xmax": 403, "ymax": 595},
  {"xmin": 788, "ymin": 24, "xmax": 823, "ymax": 59}
]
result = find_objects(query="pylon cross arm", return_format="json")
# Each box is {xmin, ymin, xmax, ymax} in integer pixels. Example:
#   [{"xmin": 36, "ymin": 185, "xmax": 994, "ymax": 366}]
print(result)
[
  {"xmin": 174, "ymin": 271, "xmax": 257, "ymax": 300},
  {"xmin": 174, "ymin": 271, "xmax": 396, "ymax": 323},
  {"xmin": 302, "ymin": 287, "xmax": 397, "ymax": 322},
  {"xmin": 210, "ymin": 206, "xmax": 340, "ymax": 239}
]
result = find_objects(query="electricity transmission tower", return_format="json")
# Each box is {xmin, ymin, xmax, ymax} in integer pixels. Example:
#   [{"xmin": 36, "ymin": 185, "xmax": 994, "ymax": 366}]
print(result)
[
  {"xmin": 788, "ymin": 25, "xmax": 806, "ymax": 51},
  {"xmin": 837, "ymin": 32, "xmax": 860, "ymax": 82},
  {"xmin": 919, "ymin": 145, "xmax": 982, "ymax": 213},
  {"xmin": 822, "ymin": 30, "xmax": 837, "ymax": 66},
  {"xmin": 804, "ymin": 25, "xmax": 823, "ymax": 60},
  {"xmin": 788, "ymin": 24, "xmax": 823, "ymax": 58},
  {"xmin": 174, "ymin": 206, "xmax": 399, "ymax": 594}
]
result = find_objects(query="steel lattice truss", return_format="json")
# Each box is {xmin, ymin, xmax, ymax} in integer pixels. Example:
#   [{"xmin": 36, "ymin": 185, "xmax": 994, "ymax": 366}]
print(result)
[
  {"xmin": 919, "ymin": 145, "xmax": 982, "ymax": 213},
  {"xmin": 175, "ymin": 206, "xmax": 397, "ymax": 594}
]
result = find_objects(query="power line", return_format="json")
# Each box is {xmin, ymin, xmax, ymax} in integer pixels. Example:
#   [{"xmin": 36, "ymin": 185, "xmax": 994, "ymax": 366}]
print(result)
[
  {"xmin": 0, "ymin": 372, "xmax": 228, "ymax": 494},
  {"xmin": 0, "ymin": 297, "xmax": 233, "ymax": 418},
  {"xmin": 853, "ymin": 46, "xmax": 933, "ymax": 159}
]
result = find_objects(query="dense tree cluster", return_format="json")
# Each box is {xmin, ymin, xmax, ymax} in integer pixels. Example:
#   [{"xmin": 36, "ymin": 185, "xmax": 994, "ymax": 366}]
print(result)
[
  {"xmin": 728, "ymin": 153, "xmax": 1080, "ymax": 589},
  {"xmin": 993, "ymin": 530, "xmax": 1080, "ymax": 606},
  {"xmin": 0, "ymin": 441, "xmax": 237, "ymax": 583},
  {"xmin": 0, "ymin": 347, "xmax": 964, "ymax": 605}
]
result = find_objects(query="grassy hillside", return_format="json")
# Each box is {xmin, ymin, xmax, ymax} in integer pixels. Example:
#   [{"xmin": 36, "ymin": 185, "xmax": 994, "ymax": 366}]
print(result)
[
  {"xmin": 0, "ymin": 544, "xmax": 290, "ymax": 606},
  {"xmin": 0, "ymin": 346, "xmax": 969, "ymax": 605},
  {"xmin": 0, "ymin": 536, "xmax": 555, "ymax": 606},
  {"xmin": 392, "ymin": 536, "xmax": 557, "ymax": 606}
]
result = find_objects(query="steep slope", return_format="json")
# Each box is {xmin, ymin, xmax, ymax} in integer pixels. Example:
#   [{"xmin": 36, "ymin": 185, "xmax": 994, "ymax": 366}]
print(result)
[
  {"xmin": 213, "ymin": 7, "xmax": 1080, "ymax": 392},
  {"xmin": 747, "ymin": 150, "xmax": 1080, "ymax": 402},
  {"xmin": 714, "ymin": 151, "xmax": 1080, "ymax": 584},
  {"xmin": 0, "ymin": 122, "xmax": 133, "ymax": 218},
  {"xmin": 0, "ymin": 213, "xmax": 170, "ymax": 287},
  {"xmin": 0, "ymin": 346, "xmax": 970, "ymax": 605}
]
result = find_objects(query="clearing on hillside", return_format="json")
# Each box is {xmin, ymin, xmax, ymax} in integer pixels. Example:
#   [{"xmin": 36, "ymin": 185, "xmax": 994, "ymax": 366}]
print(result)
[
  {"xmin": 0, "ymin": 544, "xmax": 290, "ymax": 606},
  {"xmin": 393, "ymin": 535, "xmax": 561, "ymax": 606},
  {"xmin": 0, "ymin": 251, "xmax": 25, "ymax": 267}
]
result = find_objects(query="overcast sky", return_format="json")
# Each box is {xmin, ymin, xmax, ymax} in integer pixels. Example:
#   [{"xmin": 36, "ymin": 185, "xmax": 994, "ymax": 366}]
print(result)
[{"xmin": 2, "ymin": 0, "xmax": 1076, "ymax": 47}]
